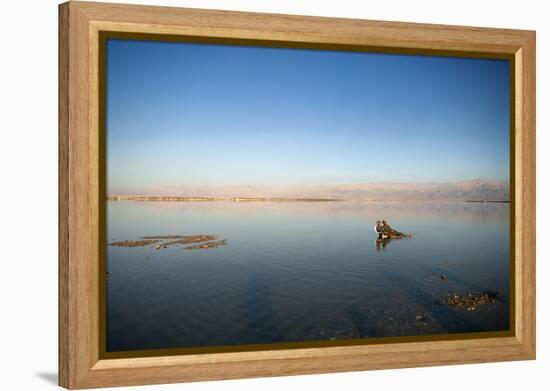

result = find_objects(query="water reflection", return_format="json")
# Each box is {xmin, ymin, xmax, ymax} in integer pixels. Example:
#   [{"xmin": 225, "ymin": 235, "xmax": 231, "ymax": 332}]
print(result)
[
  {"xmin": 375, "ymin": 237, "xmax": 392, "ymax": 251},
  {"xmin": 106, "ymin": 200, "xmax": 510, "ymax": 352}
]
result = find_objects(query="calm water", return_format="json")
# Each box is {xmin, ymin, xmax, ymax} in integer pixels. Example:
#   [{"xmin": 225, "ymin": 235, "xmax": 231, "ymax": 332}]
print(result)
[{"xmin": 106, "ymin": 201, "xmax": 510, "ymax": 352}]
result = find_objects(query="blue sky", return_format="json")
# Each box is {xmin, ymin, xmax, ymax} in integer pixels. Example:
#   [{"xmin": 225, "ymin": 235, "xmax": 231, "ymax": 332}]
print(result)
[{"xmin": 106, "ymin": 39, "xmax": 510, "ymax": 192}]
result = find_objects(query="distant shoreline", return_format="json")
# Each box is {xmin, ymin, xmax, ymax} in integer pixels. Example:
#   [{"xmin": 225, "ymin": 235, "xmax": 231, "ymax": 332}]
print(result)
[
  {"xmin": 465, "ymin": 200, "xmax": 510, "ymax": 203},
  {"xmin": 107, "ymin": 195, "xmax": 510, "ymax": 203},
  {"xmin": 107, "ymin": 195, "xmax": 342, "ymax": 202}
]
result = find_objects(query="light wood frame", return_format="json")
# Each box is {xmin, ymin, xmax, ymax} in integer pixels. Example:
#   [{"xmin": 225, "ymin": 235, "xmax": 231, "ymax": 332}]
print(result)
[{"xmin": 59, "ymin": 1, "xmax": 536, "ymax": 389}]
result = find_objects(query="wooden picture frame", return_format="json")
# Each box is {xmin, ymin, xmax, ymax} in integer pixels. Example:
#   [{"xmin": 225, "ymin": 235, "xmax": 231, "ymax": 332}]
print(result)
[{"xmin": 59, "ymin": 1, "xmax": 536, "ymax": 389}]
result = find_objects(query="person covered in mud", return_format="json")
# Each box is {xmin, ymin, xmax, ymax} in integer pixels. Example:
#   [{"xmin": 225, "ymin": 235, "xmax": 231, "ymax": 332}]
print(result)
[
  {"xmin": 375, "ymin": 220, "xmax": 411, "ymax": 240},
  {"xmin": 374, "ymin": 220, "xmax": 385, "ymax": 240},
  {"xmin": 382, "ymin": 220, "xmax": 395, "ymax": 235},
  {"xmin": 384, "ymin": 220, "xmax": 411, "ymax": 238}
]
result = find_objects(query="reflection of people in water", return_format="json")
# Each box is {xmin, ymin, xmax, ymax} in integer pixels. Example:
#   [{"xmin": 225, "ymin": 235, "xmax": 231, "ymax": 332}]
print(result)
[{"xmin": 376, "ymin": 237, "xmax": 391, "ymax": 251}]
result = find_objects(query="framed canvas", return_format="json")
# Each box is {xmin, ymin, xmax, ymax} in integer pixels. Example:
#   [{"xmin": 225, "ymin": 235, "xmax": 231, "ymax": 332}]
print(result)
[{"xmin": 58, "ymin": 1, "xmax": 536, "ymax": 389}]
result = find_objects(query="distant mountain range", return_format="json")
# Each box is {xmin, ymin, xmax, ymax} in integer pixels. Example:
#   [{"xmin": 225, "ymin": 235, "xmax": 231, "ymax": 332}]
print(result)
[{"xmin": 112, "ymin": 180, "xmax": 509, "ymax": 201}]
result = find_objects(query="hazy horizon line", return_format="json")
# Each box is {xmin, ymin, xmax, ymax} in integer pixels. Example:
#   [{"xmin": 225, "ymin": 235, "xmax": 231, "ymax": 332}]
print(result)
[{"xmin": 109, "ymin": 178, "xmax": 509, "ymax": 191}]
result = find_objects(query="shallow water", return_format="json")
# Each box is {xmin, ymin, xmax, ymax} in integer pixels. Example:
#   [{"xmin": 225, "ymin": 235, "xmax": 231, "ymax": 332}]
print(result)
[{"xmin": 106, "ymin": 201, "xmax": 510, "ymax": 352}]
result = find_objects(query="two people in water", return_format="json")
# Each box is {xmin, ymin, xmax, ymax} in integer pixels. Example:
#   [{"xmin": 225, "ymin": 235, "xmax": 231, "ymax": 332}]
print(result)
[{"xmin": 374, "ymin": 220, "xmax": 410, "ymax": 240}]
